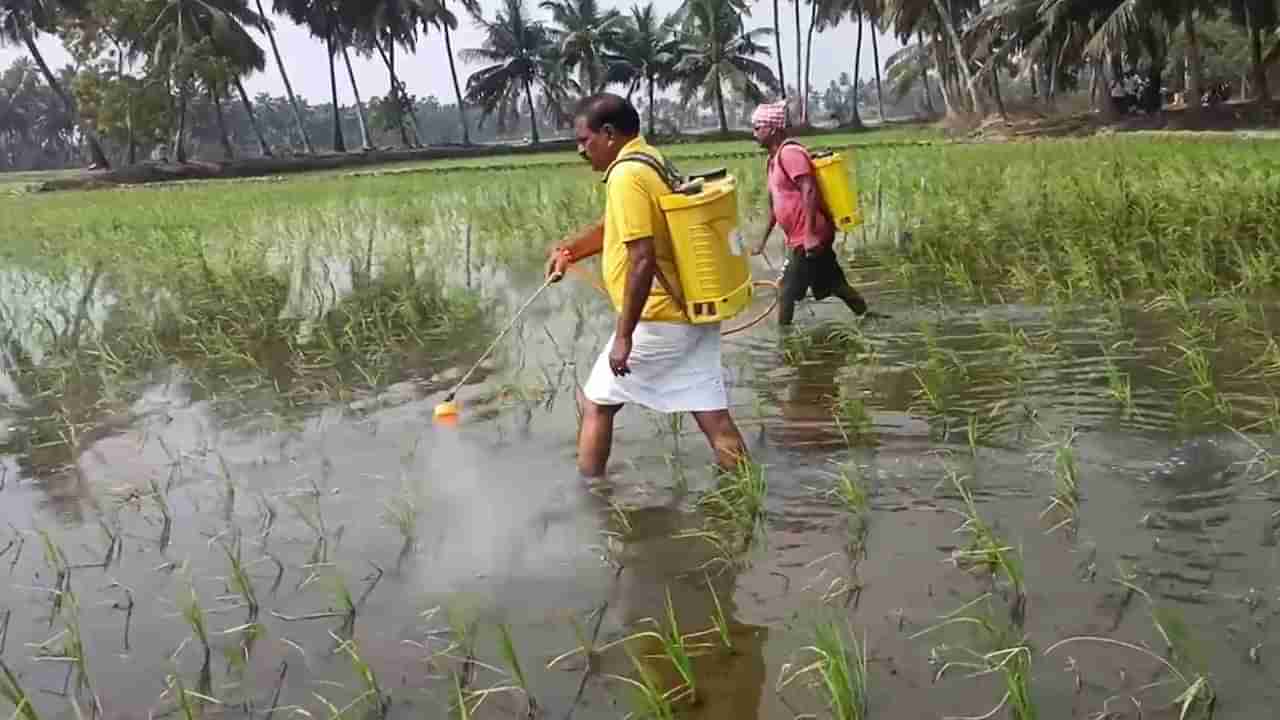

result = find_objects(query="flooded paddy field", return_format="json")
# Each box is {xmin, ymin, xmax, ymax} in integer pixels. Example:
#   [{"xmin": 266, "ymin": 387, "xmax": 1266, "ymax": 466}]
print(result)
[{"xmin": 0, "ymin": 136, "xmax": 1278, "ymax": 720}]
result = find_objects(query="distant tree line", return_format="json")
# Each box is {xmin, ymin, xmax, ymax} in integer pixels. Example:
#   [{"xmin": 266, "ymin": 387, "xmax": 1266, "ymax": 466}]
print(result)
[{"xmin": 1, "ymin": 0, "xmax": 1275, "ymax": 171}]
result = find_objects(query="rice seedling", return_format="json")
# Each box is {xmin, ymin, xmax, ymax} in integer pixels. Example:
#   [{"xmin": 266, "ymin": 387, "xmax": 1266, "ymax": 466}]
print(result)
[
  {"xmin": 466, "ymin": 622, "xmax": 537, "ymax": 718},
  {"xmin": 329, "ymin": 630, "xmax": 390, "ymax": 720},
  {"xmin": 777, "ymin": 617, "xmax": 869, "ymax": 720},
  {"xmin": 603, "ymin": 644, "xmax": 682, "ymax": 720},
  {"xmin": 36, "ymin": 530, "xmax": 70, "ymax": 625},
  {"xmin": 148, "ymin": 476, "xmax": 174, "ymax": 553},
  {"xmin": 911, "ymin": 594, "xmax": 1036, "ymax": 720},
  {"xmin": 946, "ymin": 473, "xmax": 1026, "ymax": 623},
  {"xmin": 1039, "ymin": 430, "xmax": 1082, "ymax": 535},
  {"xmin": 179, "ymin": 579, "xmax": 213, "ymax": 668},
  {"xmin": 704, "ymin": 574, "xmax": 735, "ymax": 654},
  {"xmin": 380, "ymin": 486, "xmax": 419, "ymax": 571},
  {"xmin": 1100, "ymin": 347, "xmax": 1135, "ymax": 415},
  {"xmin": 826, "ymin": 462, "xmax": 870, "ymax": 517},
  {"xmin": 830, "ymin": 385, "xmax": 877, "ymax": 447},
  {"xmin": 219, "ymin": 534, "xmax": 259, "ymax": 623},
  {"xmin": 0, "ymin": 659, "xmax": 38, "ymax": 720}
]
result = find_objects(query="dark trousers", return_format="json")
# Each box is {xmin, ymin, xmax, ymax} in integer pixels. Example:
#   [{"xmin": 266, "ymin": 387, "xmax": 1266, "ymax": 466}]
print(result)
[{"xmin": 778, "ymin": 244, "xmax": 867, "ymax": 326}]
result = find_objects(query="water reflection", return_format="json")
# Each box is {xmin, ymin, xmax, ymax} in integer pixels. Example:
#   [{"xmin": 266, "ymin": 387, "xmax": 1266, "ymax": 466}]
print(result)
[{"xmin": 600, "ymin": 505, "xmax": 768, "ymax": 720}]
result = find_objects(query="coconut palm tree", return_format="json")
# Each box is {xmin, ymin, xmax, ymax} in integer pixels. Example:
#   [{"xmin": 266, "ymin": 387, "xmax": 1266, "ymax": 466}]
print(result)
[
  {"xmin": 462, "ymin": 0, "xmax": 556, "ymax": 144},
  {"xmin": 883, "ymin": 0, "xmax": 984, "ymax": 115},
  {"xmin": 278, "ymin": 0, "xmax": 347, "ymax": 151},
  {"xmin": 673, "ymin": 0, "xmax": 778, "ymax": 135},
  {"xmin": 817, "ymin": 0, "xmax": 863, "ymax": 128},
  {"xmin": 1230, "ymin": 0, "xmax": 1276, "ymax": 101},
  {"xmin": 0, "ymin": 0, "xmax": 112, "ymax": 168},
  {"xmin": 144, "ymin": 0, "xmax": 266, "ymax": 162},
  {"xmin": 603, "ymin": 2, "xmax": 679, "ymax": 135},
  {"xmin": 258, "ymin": 0, "xmax": 312, "ymax": 153},
  {"xmin": 772, "ymin": 0, "xmax": 784, "ymax": 99},
  {"xmin": 423, "ymin": 0, "xmax": 477, "ymax": 145},
  {"xmin": 348, "ymin": 0, "xmax": 431, "ymax": 147},
  {"xmin": 539, "ymin": 0, "xmax": 624, "ymax": 95}
]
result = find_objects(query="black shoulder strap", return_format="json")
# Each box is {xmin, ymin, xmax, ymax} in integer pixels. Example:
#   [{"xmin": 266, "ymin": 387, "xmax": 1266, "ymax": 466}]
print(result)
[
  {"xmin": 603, "ymin": 152, "xmax": 682, "ymax": 190},
  {"xmin": 600, "ymin": 151, "xmax": 690, "ymax": 319}
]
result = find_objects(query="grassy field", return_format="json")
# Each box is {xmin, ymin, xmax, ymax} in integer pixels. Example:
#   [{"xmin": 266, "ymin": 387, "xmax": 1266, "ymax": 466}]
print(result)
[{"xmin": 1, "ymin": 132, "xmax": 1278, "ymax": 720}]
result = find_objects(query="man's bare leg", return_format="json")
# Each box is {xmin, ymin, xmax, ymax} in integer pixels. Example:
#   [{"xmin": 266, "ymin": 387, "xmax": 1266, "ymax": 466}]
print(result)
[
  {"xmin": 577, "ymin": 387, "xmax": 622, "ymax": 478},
  {"xmin": 691, "ymin": 409, "xmax": 749, "ymax": 473}
]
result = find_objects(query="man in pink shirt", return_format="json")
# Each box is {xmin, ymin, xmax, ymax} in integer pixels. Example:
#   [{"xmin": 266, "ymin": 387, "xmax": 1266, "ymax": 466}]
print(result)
[{"xmin": 749, "ymin": 101, "xmax": 870, "ymax": 327}]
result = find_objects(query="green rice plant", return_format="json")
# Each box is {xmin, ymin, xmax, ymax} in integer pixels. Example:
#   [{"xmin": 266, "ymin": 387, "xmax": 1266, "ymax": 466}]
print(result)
[
  {"xmin": 696, "ymin": 457, "xmax": 768, "ymax": 558},
  {"xmin": 777, "ymin": 617, "xmax": 869, "ymax": 720},
  {"xmin": 329, "ymin": 630, "xmax": 390, "ymax": 719},
  {"xmin": 704, "ymin": 574, "xmax": 735, "ymax": 654},
  {"xmin": 911, "ymin": 594, "xmax": 1036, "ymax": 720},
  {"xmin": 380, "ymin": 487, "xmax": 419, "ymax": 569},
  {"xmin": 604, "ymin": 643, "xmax": 680, "ymax": 720},
  {"xmin": 1039, "ymin": 431, "xmax": 1082, "ymax": 535},
  {"xmin": 464, "ymin": 622, "xmax": 539, "ymax": 718},
  {"xmin": 947, "ymin": 473, "xmax": 1026, "ymax": 622},
  {"xmin": 36, "ymin": 530, "xmax": 70, "ymax": 623},
  {"xmin": 179, "ymin": 579, "xmax": 212, "ymax": 666},
  {"xmin": 825, "ymin": 462, "xmax": 870, "ymax": 518},
  {"xmin": 830, "ymin": 385, "xmax": 877, "ymax": 447},
  {"xmin": 1101, "ymin": 349, "xmax": 1135, "ymax": 414},
  {"xmin": 0, "ymin": 659, "xmax": 38, "ymax": 720},
  {"xmin": 622, "ymin": 587, "xmax": 714, "ymax": 705},
  {"xmin": 220, "ymin": 534, "xmax": 259, "ymax": 623}
]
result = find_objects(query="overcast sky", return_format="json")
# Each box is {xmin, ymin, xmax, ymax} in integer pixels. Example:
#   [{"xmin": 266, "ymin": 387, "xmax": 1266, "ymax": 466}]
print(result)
[{"xmin": 0, "ymin": 0, "xmax": 903, "ymax": 107}]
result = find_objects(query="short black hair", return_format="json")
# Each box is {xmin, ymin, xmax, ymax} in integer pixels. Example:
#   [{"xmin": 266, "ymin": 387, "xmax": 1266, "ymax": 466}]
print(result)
[{"xmin": 574, "ymin": 93, "xmax": 641, "ymax": 135}]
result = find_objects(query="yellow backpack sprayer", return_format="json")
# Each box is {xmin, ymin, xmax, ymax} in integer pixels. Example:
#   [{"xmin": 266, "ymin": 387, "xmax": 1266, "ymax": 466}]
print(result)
[
  {"xmin": 778, "ymin": 140, "xmax": 863, "ymax": 231},
  {"xmin": 604, "ymin": 152, "xmax": 754, "ymax": 325}
]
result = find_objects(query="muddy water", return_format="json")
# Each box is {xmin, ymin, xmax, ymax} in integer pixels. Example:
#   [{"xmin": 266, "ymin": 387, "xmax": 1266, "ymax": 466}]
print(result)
[{"xmin": 1, "ymin": 223, "xmax": 1279, "ymax": 720}]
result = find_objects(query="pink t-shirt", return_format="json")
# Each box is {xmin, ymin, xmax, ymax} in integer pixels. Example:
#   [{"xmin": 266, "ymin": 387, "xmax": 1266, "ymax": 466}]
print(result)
[{"xmin": 768, "ymin": 143, "xmax": 833, "ymax": 251}]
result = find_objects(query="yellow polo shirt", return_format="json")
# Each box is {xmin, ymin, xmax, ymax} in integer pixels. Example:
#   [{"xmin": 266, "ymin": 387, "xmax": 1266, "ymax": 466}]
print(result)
[{"xmin": 601, "ymin": 136, "xmax": 686, "ymax": 323}]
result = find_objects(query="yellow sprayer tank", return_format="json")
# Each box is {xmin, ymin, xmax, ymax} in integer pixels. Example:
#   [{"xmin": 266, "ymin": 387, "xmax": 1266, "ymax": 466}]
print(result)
[
  {"xmin": 658, "ymin": 175, "xmax": 752, "ymax": 324},
  {"xmin": 810, "ymin": 150, "xmax": 863, "ymax": 231}
]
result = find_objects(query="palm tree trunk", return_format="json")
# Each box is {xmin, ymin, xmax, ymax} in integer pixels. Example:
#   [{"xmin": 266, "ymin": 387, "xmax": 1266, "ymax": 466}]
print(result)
[
  {"xmin": 340, "ymin": 40, "xmax": 372, "ymax": 151},
  {"xmin": 793, "ymin": 0, "xmax": 802, "ymax": 108},
  {"xmin": 1246, "ymin": 4, "xmax": 1270, "ymax": 102},
  {"xmin": 1185, "ymin": 7, "xmax": 1203, "ymax": 110},
  {"xmin": 380, "ymin": 41, "xmax": 420, "ymax": 147},
  {"xmin": 211, "ymin": 82, "xmax": 235, "ymax": 160},
  {"xmin": 18, "ymin": 21, "xmax": 111, "ymax": 169},
  {"xmin": 803, "ymin": 0, "xmax": 817, "ymax": 124},
  {"xmin": 930, "ymin": 0, "xmax": 983, "ymax": 116},
  {"xmin": 380, "ymin": 45, "xmax": 412, "ymax": 147},
  {"xmin": 326, "ymin": 31, "xmax": 346, "ymax": 152},
  {"xmin": 991, "ymin": 66, "xmax": 1007, "ymax": 122},
  {"xmin": 714, "ymin": 71, "xmax": 729, "ymax": 134},
  {"xmin": 440, "ymin": 5, "xmax": 471, "ymax": 145},
  {"xmin": 648, "ymin": 73, "xmax": 656, "ymax": 136},
  {"xmin": 126, "ymin": 89, "xmax": 137, "ymax": 164},
  {"xmin": 773, "ymin": 0, "xmax": 785, "ymax": 98},
  {"xmin": 919, "ymin": 31, "xmax": 936, "ymax": 116},
  {"xmin": 174, "ymin": 81, "xmax": 188, "ymax": 163},
  {"xmin": 234, "ymin": 78, "xmax": 272, "ymax": 157},
  {"xmin": 934, "ymin": 35, "xmax": 955, "ymax": 116},
  {"xmin": 523, "ymin": 78, "xmax": 540, "ymax": 144},
  {"xmin": 870, "ymin": 16, "xmax": 885, "ymax": 123},
  {"xmin": 256, "ymin": 0, "xmax": 313, "ymax": 154},
  {"xmin": 849, "ymin": 13, "xmax": 864, "ymax": 128}
]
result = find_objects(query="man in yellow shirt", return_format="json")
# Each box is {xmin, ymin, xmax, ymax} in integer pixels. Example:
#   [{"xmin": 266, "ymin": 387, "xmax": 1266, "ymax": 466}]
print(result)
[{"xmin": 546, "ymin": 93, "xmax": 749, "ymax": 479}]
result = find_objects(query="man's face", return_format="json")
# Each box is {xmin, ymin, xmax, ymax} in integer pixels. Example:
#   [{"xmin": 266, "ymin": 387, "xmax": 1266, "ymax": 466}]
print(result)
[
  {"xmin": 575, "ymin": 116, "xmax": 621, "ymax": 172},
  {"xmin": 751, "ymin": 121, "xmax": 777, "ymax": 148}
]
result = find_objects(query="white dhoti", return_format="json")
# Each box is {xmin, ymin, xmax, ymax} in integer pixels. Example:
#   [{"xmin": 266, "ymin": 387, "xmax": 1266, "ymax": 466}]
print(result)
[{"xmin": 582, "ymin": 321, "xmax": 727, "ymax": 413}]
